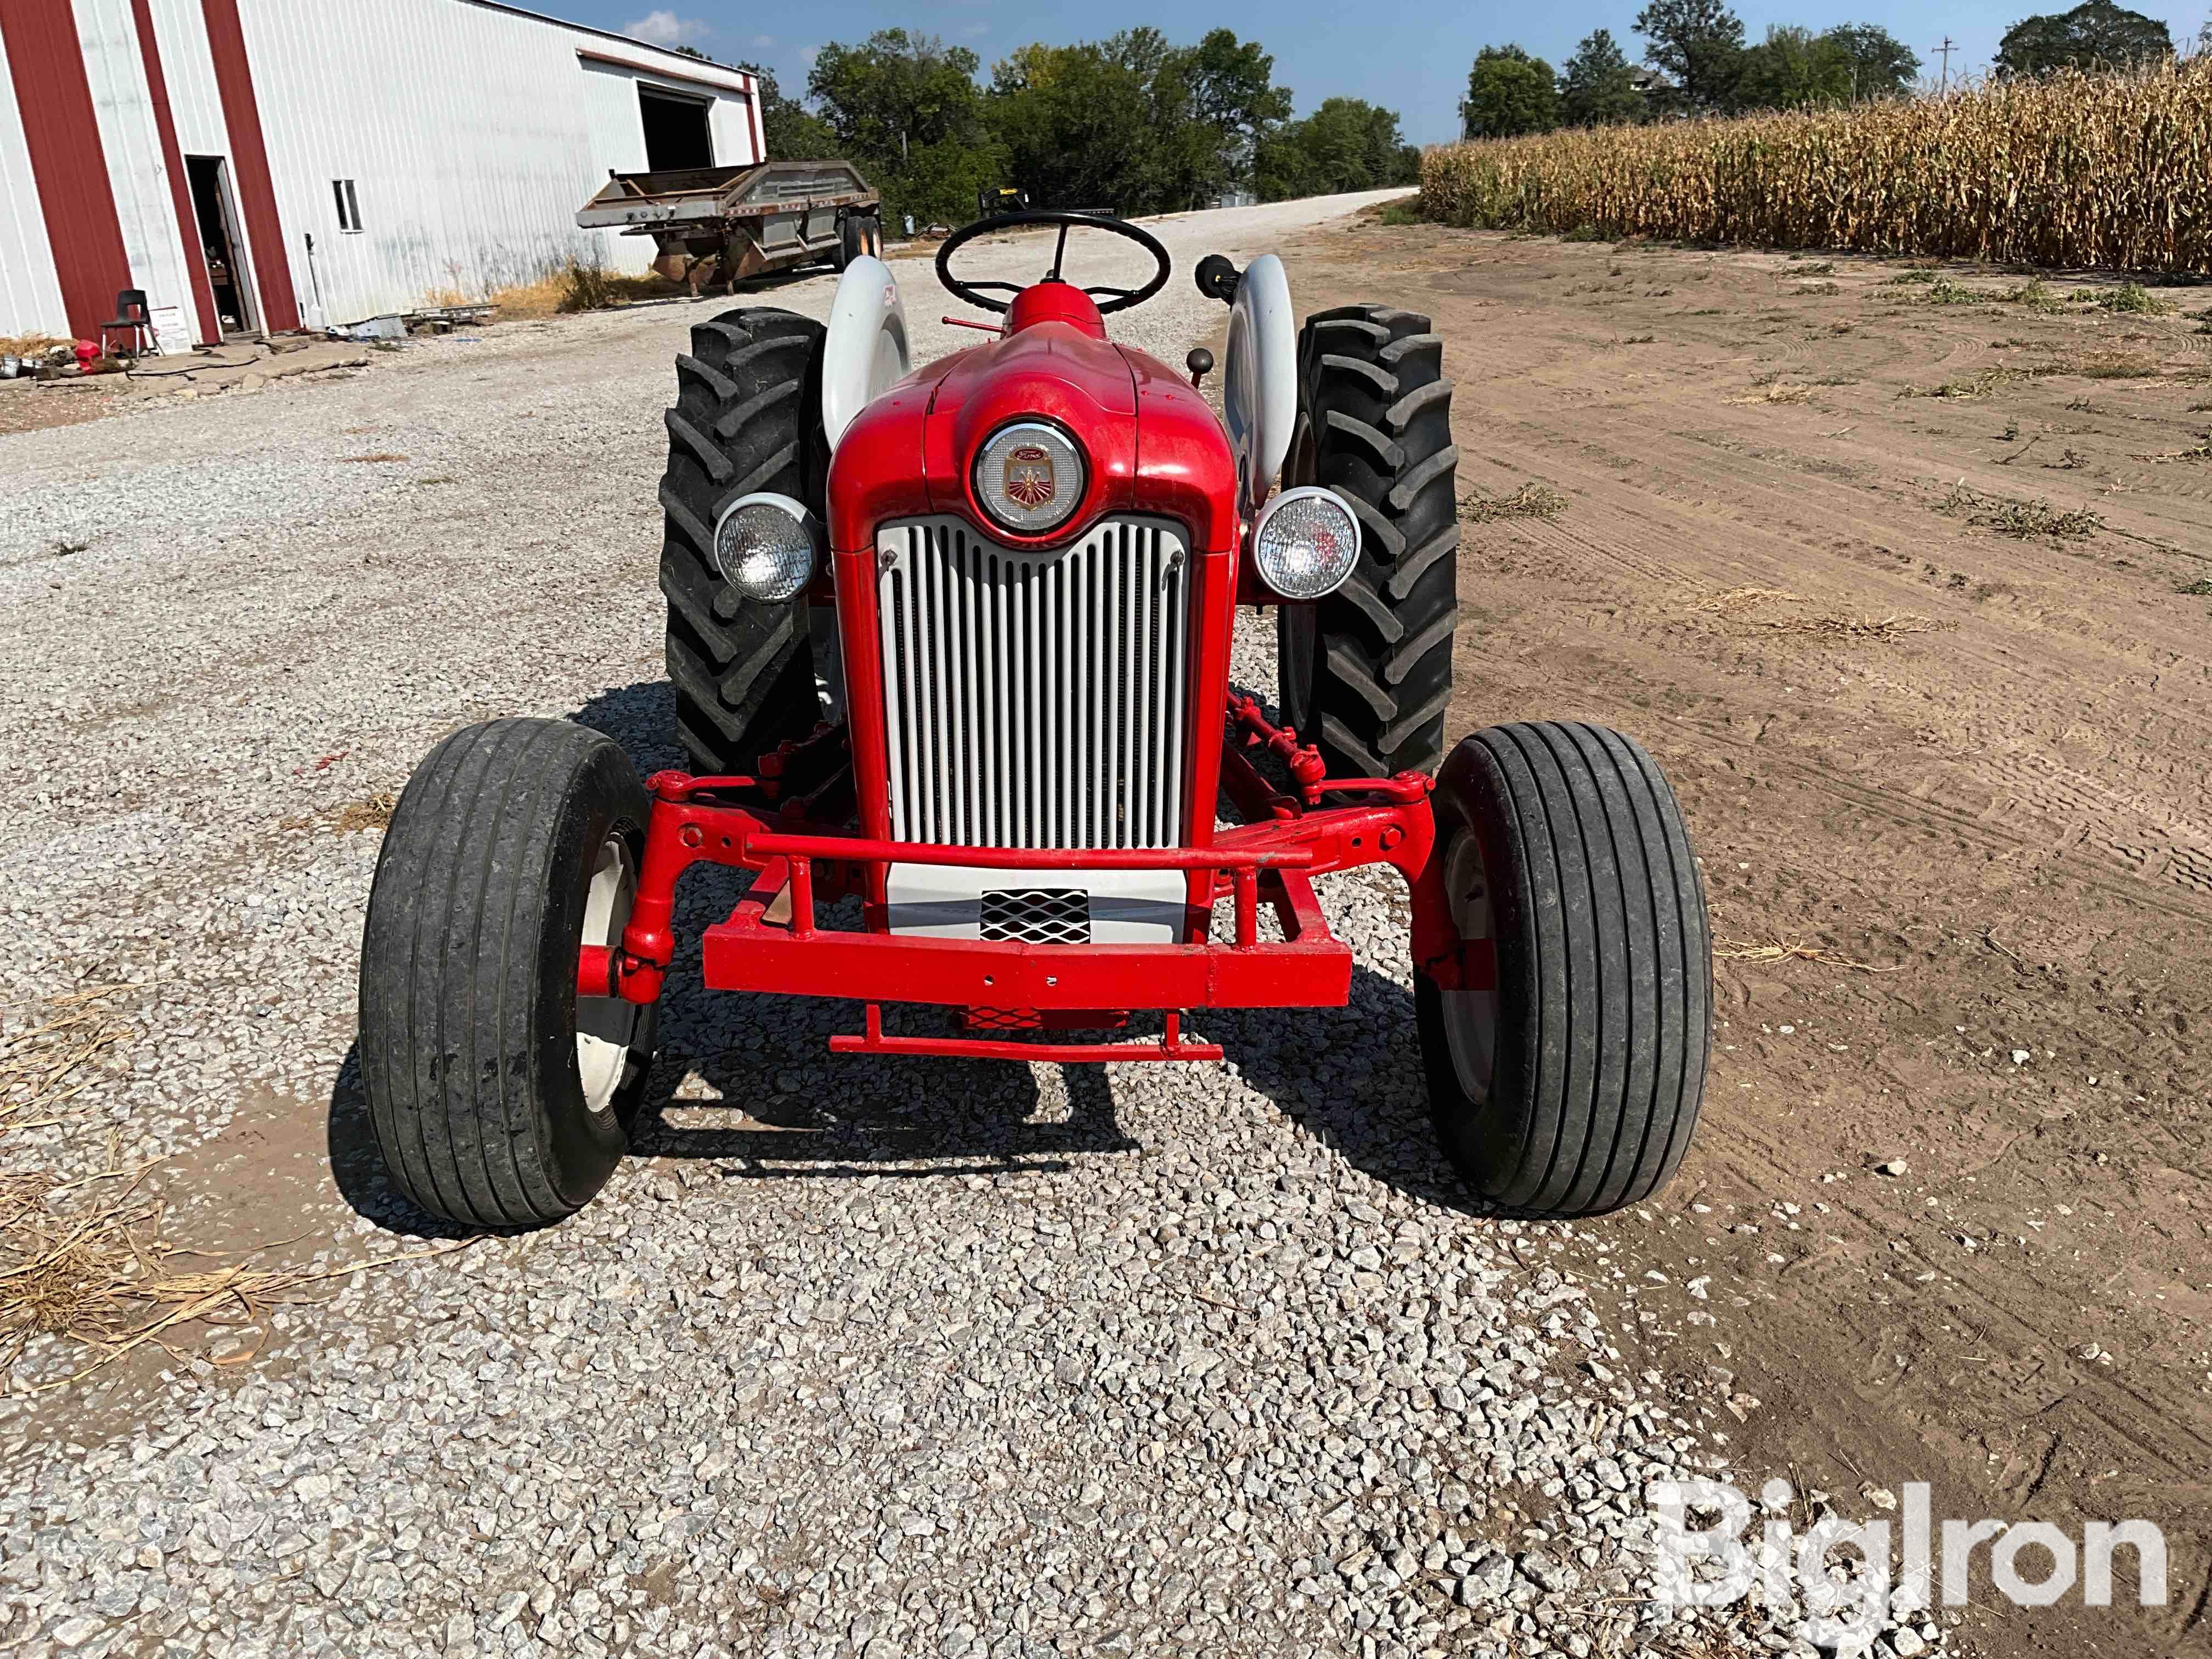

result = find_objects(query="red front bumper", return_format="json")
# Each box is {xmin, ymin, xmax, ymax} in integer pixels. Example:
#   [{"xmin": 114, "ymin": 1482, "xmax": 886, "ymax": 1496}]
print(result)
[{"xmin": 589, "ymin": 745, "xmax": 1459, "ymax": 1062}]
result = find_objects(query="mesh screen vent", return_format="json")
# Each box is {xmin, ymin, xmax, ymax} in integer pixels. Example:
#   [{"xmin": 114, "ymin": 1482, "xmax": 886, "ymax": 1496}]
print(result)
[{"xmin": 979, "ymin": 889, "xmax": 1090, "ymax": 944}]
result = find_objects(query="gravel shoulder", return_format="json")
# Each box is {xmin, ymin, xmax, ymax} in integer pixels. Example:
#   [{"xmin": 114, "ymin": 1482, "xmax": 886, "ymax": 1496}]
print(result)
[{"xmin": 3, "ymin": 193, "xmax": 1954, "ymax": 1659}]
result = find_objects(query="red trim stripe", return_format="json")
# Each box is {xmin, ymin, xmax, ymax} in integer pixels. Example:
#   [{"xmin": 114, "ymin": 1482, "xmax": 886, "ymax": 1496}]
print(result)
[
  {"xmin": 199, "ymin": 0, "xmax": 297, "ymax": 332},
  {"xmin": 575, "ymin": 46, "xmax": 749, "ymax": 94},
  {"xmin": 129, "ymin": 0, "xmax": 220, "ymax": 346},
  {"xmin": 0, "ymin": 0, "xmax": 133, "ymax": 342}
]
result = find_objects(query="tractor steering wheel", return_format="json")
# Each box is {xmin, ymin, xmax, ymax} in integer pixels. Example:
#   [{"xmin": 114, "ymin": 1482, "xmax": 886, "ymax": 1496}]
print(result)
[{"xmin": 935, "ymin": 210, "xmax": 1172, "ymax": 316}]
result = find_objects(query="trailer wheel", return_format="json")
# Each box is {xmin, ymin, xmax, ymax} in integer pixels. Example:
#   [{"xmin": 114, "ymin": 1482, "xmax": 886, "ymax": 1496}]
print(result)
[
  {"xmin": 661, "ymin": 307, "xmax": 829, "ymax": 775},
  {"xmin": 835, "ymin": 210, "xmax": 881, "ymax": 270},
  {"xmin": 1278, "ymin": 305, "xmax": 1458, "ymax": 778},
  {"xmin": 1415, "ymin": 721, "xmax": 1713, "ymax": 1218},
  {"xmin": 359, "ymin": 719, "xmax": 658, "ymax": 1229}
]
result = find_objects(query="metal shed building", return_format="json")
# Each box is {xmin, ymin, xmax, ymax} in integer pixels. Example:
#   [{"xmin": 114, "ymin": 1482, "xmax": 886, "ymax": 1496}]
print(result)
[{"xmin": 0, "ymin": 0, "xmax": 761, "ymax": 348}]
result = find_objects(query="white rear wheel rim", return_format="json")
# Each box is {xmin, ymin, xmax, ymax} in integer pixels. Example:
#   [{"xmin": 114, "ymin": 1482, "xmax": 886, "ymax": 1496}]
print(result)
[
  {"xmin": 575, "ymin": 835, "xmax": 637, "ymax": 1115},
  {"xmin": 1439, "ymin": 830, "xmax": 1498, "ymax": 1103}
]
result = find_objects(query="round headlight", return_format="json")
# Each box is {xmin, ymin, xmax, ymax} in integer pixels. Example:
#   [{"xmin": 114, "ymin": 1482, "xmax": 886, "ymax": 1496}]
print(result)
[
  {"xmin": 974, "ymin": 420, "xmax": 1085, "ymax": 535},
  {"xmin": 714, "ymin": 493, "xmax": 820, "ymax": 601},
  {"xmin": 1251, "ymin": 486, "xmax": 1361, "ymax": 599}
]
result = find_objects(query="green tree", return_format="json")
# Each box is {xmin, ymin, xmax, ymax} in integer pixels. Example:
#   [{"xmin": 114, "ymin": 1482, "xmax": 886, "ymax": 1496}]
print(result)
[
  {"xmin": 1633, "ymin": 0, "xmax": 1746, "ymax": 110},
  {"xmin": 1732, "ymin": 25, "xmax": 1856, "ymax": 110},
  {"xmin": 1257, "ymin": 99, "xmax": 1418, "ymax": 199},
  {"xmin": 1995, "ymin": 1, "xmax": 2174, "ymax": 74},
  {"xmin": 733, "ymin": 61, "xmax": 838, "ymax": 160},
  {"xmin": 990, "ymin": 36, "xmax": 1206, "ymax": 213},
  {"xmin": 807, "ymin": 31, "xmax": 1005, "ymax": 227},
  {"xmin": 1818, "ymin": 24, "xmax": 1920, "ymax": 98},
  {"xmin": 1185, "ymin": 29, "xmax": 1294, "ymax": 186},
  {"xmin": 1459, "ymin": 45, "xmax": 1562, "ymax": 138},
  {"xmin": 1560, "ymin": 29, "xmax": 1646, "ymax": 126}
]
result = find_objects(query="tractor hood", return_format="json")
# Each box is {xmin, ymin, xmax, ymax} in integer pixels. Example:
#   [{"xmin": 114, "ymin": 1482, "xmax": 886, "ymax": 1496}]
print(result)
[{"xmin": 826, "ymin": 290, "xmax": 1238, "ymax": 555}]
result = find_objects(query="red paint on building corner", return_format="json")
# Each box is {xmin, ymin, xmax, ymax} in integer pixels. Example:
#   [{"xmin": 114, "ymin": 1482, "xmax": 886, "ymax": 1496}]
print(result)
[
  {"xmin": 199, "ymin": 0, "xmax": 298, "ymax": 332},
  {"xmin": 129, "ymin": 0, "xmax": 221, "ymax": 346},
  {"xmin": 0, "ymin": 0, "xmax": 134, "ymax": 342}
]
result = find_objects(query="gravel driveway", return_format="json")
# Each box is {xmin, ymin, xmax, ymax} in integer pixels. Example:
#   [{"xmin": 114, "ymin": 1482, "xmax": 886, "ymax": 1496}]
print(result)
[{"xmin": 0, "ymin": 190, "xmax": 1931, "ymax": 1659}]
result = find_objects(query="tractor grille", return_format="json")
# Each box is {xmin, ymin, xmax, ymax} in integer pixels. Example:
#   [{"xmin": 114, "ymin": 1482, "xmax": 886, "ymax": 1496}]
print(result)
[{"xmin": 876, "ymin": 515, "xmax": 1190, "ymax": 849}]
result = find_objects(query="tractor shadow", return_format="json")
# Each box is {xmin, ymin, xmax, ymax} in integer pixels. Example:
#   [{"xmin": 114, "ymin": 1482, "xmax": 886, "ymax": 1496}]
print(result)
[{"xmin": 327, "ymin": 679, "xmax": 1479, "ymax": 1236}]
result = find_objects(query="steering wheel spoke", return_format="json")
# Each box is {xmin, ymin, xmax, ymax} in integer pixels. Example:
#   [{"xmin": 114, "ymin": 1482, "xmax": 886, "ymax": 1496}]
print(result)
[{"xmin": 934, "ymin": 211, "xmax": 1172, "ymax": 317}]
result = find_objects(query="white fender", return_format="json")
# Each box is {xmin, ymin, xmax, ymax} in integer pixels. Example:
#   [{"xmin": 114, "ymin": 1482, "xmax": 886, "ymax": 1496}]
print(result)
[
  {"xmin": 822, "ymin": 253, "xmax": 911, "ymax": 452},
  {"xmin": 1222, "ymin": 253, "xmax": 1297, "ymax": 510}
]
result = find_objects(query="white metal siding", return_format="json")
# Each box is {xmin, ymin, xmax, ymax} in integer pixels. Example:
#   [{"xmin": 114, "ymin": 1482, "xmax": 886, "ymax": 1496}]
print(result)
[
  {"xmin": 146, "ymin": 0, "xmax": 225, "ymax": 153},
  {"xmin": 0, "ymin": 20, "xmax": 69, "ymax": 338},
  {"xmin": 75, "ymin": 0, "xmax": 198, "ymax": 349},
  {"xmin": 227, "ymin": 0, "xmax": 759, "ymax": 323}
]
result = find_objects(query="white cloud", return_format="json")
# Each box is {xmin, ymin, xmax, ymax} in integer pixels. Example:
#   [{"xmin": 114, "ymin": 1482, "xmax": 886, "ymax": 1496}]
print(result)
[
  {"xmin": 961, "ymin": 21, "xmax": 986, "ymax": 36},
  {"xmin": 625, "ymin": 10, "xmax": 708, "ymax": 47},
  {"xmin": 798, "ymin": 43, "xmax": 821, "ymax": 65},
  {"xmin": 749, "ymin": 33, "xmax": 776, "ymax": 50}
]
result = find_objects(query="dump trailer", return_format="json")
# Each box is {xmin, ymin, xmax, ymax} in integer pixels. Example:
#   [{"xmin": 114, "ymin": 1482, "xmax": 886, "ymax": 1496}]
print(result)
[{"xmin": 575, "ymin": 159, "xmax": 882, "ymax": 295}]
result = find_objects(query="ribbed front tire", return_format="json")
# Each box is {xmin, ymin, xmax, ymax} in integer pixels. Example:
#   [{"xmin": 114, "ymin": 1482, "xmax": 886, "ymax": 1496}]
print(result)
[
  {"xmin": 358, "ymin": 719, "xmax": 656, "ymax": 1229},
  {"xmin": 1279, "ymin": 304, "xmax": 1459, "ymax": 779},
  {"xmin": 660, "ymin": 307, "xmax": 828, "ymax": 776},
  {"xmin": 1417, "ymin": 721, "xmax": 1713, "ymax": 1217}
]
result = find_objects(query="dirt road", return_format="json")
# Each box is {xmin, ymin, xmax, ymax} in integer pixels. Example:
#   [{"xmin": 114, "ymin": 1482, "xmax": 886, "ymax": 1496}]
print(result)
[{"xmin": 1280, "ymin": 211, "xmax": 2212, "ymax": 1656}]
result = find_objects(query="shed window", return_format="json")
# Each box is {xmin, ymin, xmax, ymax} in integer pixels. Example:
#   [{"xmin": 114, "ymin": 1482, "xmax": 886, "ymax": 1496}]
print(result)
[{"xmin": 333, "ymin": 179, "xmax": 361, "ymax": 233}]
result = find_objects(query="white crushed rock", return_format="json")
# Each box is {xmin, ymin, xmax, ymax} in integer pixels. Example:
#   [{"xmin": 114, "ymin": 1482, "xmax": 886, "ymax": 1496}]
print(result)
[{"xmin": 0, "ymin": 190, "xmax": 1935, "ymax": 1659}]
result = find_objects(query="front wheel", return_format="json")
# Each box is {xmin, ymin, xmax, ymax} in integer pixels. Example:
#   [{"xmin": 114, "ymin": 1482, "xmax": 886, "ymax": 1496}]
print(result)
[
  {"xmin": 358, "ymin": 719, "xmax": 658, "ymax": 1228},
  {"xmin": 1416, "ymin": 721, "xmax": 1712, "ymax": 1217}
]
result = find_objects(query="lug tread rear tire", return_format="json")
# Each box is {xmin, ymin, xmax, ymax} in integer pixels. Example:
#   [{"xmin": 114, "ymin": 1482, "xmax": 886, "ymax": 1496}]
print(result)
[
  {"xmin": 1282, "ymin": 304, "xmax": 1458, "ymax": 778},
  {"xmin": 1418, "ymin": 721, "xmax": 1712, "ymax": 1218},
  {"xmin": 360, "ymin": 718, "xmax": 651, "ymax": 1228},
  {"xmin": 660, "ymin": 308, "xmax": 828, "ymax": 775}
]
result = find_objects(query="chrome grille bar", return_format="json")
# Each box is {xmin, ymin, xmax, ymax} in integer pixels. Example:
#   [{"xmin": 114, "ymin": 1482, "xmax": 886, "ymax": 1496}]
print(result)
[{"xmin": 877, "ymin": 515, "xmax": 1190, "ymax": 849}]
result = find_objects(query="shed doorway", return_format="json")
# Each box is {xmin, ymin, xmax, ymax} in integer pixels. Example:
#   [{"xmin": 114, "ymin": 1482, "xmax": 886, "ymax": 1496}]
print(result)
[
  {"xmin": 185, "ymin": 155, "xmax": 257, "ymax": 337},
  {"xmin": 639, "ymin": 85, "xmax": 713, "ymax": 172}
]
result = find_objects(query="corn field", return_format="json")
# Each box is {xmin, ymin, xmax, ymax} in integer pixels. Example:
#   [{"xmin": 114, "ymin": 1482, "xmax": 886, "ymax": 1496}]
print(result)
[{"xmin": 1420, "ymin": 62, "xmax": 2212, "ymax": 273}]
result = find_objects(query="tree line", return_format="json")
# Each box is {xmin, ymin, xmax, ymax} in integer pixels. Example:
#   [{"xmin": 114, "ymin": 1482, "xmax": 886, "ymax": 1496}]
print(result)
[
  {"xmin": 721, "ymin": 29, "xmax": 1419, "ymax": 231},
  {"xmin": 1461, "ymin": 0, "xmax": 2198, "ymax": 138}
]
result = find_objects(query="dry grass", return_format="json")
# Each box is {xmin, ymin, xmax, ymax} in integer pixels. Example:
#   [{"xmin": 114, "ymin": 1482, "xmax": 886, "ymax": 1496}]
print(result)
[
  {"xmin": 334, "ymin": 793, "xmax": 397, "ymax": 832},
  {"xmin": 1942, "ymin": 483, "xmax": 2104, "ymax": 539},
  {"xmin": 1727, "ymin": 382, "xmax": 1815, "ymax": 405},
  {"xmin": 0, "ymin": 1156, "xmax": 464, "ymax": 1390},
  {"xmin": 481, "ymin": 259, "xmax": 683, "ymax": 320},
  {"xmin": 0, "ymin": 333, "xmax": 70, "ymax": 361},
  {"xmin": 1717, "ymin": 936, "xmax": 1902, "ymax": 973},
  {"xmin": 2070, "ymin": 350, "xmax": 2163, "ymax": 380},
  {"xmin": 1694, "ymin": 586, "xmax": 1944, "ymax": 639},
  {"xmin": 0, "ymin": 984, "xmax": 459, "ymax": 1389},
  {"xmin": 1460, "ymin": 481, "xmax": 1570, "ymax": 522},
  {"xmin": 1422, "ymin": 60, "xmax": 2212, "ymax": 273},
  {"xmin": 2136, "ymin": 435, "xmax": 2212, "ymax": 463},
  {"xmin": 1, "ymin": 984, "xmax": 133, "ymax": 1132}
]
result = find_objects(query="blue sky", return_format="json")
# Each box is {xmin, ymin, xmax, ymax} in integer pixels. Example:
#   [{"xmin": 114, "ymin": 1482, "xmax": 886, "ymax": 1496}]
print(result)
[{"xmin": 582, "ymin": 1, "xmax": 2212, "ymax": 144}]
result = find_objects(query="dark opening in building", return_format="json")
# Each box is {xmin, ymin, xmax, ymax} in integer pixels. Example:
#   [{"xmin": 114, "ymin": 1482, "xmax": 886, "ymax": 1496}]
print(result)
[
  {"xmin": 185, "ymin": 154, "xmax": 256, "ymax": 336},
  {"xmin": 639, "ymin": 86, "xmax": 713, "ymax": 172}
]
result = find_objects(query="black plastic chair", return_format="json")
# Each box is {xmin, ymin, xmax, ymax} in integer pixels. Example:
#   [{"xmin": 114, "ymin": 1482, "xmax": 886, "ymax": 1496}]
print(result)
[{"xmin": 100, "ymin": 289, "xmax": 158, "ymax": 358}]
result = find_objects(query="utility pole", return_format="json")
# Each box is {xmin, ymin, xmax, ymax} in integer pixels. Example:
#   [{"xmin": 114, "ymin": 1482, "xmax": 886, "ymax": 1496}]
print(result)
[{"xmin": 1932, "ymin": 36, "xmax": 1955, "ymax": 91}]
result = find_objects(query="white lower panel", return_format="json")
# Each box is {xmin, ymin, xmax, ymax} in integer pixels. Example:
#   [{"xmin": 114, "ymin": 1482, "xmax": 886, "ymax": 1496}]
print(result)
[{"xmin": 884, "ymin": 865, "xmax": 1186, "ymax": 944}]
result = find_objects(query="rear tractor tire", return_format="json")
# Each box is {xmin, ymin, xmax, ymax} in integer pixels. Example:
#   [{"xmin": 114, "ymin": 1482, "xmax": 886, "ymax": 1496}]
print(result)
[
  {"xmin": 660, "ymin": 307, "xmax": 830, "ymax": 776},
  {"xmin": 1416, "ymin": 721, "xmax": 1713, "ymax": 1218},
  {"xmin": 358, "ymin": 719, "xmax": 658, "ymax": 1229},
  {"xmin": 1278, "ymin": 304, "xmax": 1459, "ymax": 780}
]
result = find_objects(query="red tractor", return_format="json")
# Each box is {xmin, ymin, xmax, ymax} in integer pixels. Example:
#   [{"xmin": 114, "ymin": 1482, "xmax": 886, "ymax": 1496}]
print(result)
[{"xmin": 358, "ymin": 212, "xmax": 1712, "ymax": 1229}]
